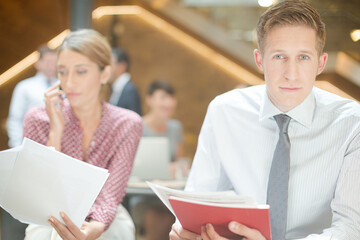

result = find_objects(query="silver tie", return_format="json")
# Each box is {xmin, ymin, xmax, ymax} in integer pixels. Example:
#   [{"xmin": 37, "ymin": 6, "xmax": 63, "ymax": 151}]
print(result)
[{"xmin": 267, "ymin": 114, "xmax": 291, "ymax": 240}]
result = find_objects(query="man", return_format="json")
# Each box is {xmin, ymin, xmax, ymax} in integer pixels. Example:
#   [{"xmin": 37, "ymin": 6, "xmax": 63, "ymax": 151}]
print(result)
[
  {"xmin": 110, "ymin": 48, "xmax": 142, "ymax": 115},
  {"xmin": 170, "ymin": 1, "xmax": 360, "ymax": 240},
  {"xmin": 7, "ymin": 45, "xmax": 57, "ymax": 147}
]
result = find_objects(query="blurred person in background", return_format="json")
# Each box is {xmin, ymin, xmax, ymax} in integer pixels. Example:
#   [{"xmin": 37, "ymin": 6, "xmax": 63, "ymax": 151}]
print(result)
[
  {"xmin": 143, "ymin": 79, "xmax": 184, "ymax": 176},
  {"xmin": 23, "ymin": 29, "xmax": 142, "ymax": 240},
  {"xmin": 109, "ymin": 48, "xmax": 142, "ymax": 115},
  {"xmin": 134, "ymin": 79, "xmax": 185, "ymax": 240},
  {"xmin": 7, "ymin": 45, "xmax": 57, "ymax": 148}
]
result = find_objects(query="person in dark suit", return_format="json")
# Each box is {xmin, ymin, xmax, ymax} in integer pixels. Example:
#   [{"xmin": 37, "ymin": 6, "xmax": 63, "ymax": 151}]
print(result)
[{"xmin": 109, "ymin": 48, "xmax": 142, "ymax": 115}]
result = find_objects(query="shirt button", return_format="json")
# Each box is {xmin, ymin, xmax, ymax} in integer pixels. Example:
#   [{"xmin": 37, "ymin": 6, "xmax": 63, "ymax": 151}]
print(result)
[{"xmin": 90, "ymin": 141, "xmax": 96, "ymax": 147}]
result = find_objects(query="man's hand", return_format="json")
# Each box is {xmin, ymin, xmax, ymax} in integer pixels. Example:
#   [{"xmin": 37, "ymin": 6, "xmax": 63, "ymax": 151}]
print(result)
[
  {"xmin": 169, "ymin": 221, "xmax": 202, "ymax": 240},
  {"xmin": 48, "ymin": 212, "xmax": 105, "ymax": 240},
  {"xmin": 201, "ymin": 222, "xmax": 266, "ymax": 240}
]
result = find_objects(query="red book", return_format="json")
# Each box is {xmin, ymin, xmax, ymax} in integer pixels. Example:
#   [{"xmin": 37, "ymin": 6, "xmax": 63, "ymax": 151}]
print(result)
[{"xmin": 169, "ymin": 196, "xmax": 271, "ymax": 240}]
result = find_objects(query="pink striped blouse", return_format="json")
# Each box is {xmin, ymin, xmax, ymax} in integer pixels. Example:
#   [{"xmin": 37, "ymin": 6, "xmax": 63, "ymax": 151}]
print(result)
[{"xmin": 23, "ymin": 100, "xmax": 142, "ymax": 228}]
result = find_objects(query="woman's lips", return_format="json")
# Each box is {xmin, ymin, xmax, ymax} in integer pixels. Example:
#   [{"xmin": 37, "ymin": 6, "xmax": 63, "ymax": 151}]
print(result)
[{"xmin": 66, "ymin": 92, "xmax": 80, "ymax": 98}]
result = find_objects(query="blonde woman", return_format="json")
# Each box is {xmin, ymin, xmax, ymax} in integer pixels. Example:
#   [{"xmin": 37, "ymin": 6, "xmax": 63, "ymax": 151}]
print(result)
[{"xmin": 24, "ymin": 29, "xmax": 142, "ymax": 240}]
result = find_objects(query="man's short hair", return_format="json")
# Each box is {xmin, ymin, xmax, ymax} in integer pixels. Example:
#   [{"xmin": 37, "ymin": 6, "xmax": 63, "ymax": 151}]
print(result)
[
  {"xmin": 256, "ymin": 0, "xmax": 326, "ymax": 54},
  {"xmin": 37, "ymin": 45, "xmax": 56, "ymax": 59},
  {"xmin": 112, "ymin": 48, "xmax": 130, "ymax": 71}
]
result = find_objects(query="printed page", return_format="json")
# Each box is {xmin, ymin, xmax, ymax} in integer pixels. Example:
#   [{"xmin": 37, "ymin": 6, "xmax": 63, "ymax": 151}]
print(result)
[{"xmin": 0, "ymin": 138, "xmax": 109, "ymax": 228}]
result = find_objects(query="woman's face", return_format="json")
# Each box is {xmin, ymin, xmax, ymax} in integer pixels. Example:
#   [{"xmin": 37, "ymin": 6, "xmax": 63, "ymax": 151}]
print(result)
[
  {"xmin": 57, "ymin": 49, "xmax": 110, "ymax": 108},
  {"xmin": 147, "ymin": 89, "xmax": 177, "ymax": 119}
]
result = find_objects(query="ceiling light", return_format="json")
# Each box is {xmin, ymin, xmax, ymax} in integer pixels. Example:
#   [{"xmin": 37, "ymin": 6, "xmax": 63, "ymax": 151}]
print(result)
[
  {"xmin": 350, "ymin": 29, "xmax": 360, "ymax": 42},
  {"xmin": 258, "ymin": 0, "xmax": 276, "ymax": 7}
]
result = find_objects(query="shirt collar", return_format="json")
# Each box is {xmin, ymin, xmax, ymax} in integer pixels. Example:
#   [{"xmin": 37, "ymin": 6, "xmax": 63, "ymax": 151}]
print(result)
[
  {"xmin": 259, "ymin": 88, "xmax": 315, "ymax": 128},
  {"xmin": 36, "ymin": 72, "xmax": 57, "ymax": 84},
  {"xmin": 112, "ymin": 72, "xmax": 131, "ymax": 92}
]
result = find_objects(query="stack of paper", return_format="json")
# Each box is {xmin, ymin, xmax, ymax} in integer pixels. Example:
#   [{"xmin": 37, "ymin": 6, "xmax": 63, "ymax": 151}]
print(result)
[{"xmin": 0, "ymin": 138, "xmax": 109, "ymax": 228}]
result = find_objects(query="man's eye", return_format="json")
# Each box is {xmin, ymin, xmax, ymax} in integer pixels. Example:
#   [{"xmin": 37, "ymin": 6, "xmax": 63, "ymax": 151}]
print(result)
[
  {"xmin": 299, "ymin": 55, "xmax": 309, "ymax": 60},
  {"xmin": 274, "ymin": 55, "xmax": 284, "ymax": 59}
]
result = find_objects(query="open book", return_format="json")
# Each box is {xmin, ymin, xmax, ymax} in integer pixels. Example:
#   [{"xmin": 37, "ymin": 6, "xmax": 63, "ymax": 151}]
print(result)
[{"xmin": 148, "ymin": 182, "xmax": 271, "ymax": 240}]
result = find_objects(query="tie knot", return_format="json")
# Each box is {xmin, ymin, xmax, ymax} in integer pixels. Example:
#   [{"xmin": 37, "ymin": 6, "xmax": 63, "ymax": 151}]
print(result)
[{"xmin": 274, "ymin": 114, "xmax": 291, "ymax": 134}]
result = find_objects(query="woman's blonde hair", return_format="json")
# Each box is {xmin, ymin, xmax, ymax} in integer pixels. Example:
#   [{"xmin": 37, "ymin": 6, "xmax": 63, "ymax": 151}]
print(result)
[
  {"xmin": 58, "ymin": 29, "xmax": 111, "ymax": 69},
  {"xmin": 257, "ymin": 0, "xmax": 326, "ymax": 54}
]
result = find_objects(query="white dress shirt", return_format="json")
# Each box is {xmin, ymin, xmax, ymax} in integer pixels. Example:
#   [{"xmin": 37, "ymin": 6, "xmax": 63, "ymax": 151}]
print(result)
[
  {"xmin": 7, "ymin": 73, "xmax": 56, "ymax": 147},
  {"xmin": 186, "ymin": 85, "xmax": 360, "ymax": 240},
  {"xmin": 109, "ymin": 72, "xmax": 131, "ymax": 106}
]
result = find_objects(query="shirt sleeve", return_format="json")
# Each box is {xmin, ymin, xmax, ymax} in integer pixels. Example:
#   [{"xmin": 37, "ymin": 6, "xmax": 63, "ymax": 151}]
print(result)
[
  {"xmin": 295, "ymin": 130, "xmax": 360, "ymax": 240},
  {"xmin": 185, "ymin": 100, "xmax": 232, "ymax": 192},
  {"xmin": 87, "ymin": 114, "xmax": 142, "ymax": 228},
  {"xmin": 7, "ymin": 83, "xmax": 28, "ymax": 147},
  {"xmin": 23, "ymin": 107, "xmax": 49, "ymax": 146}
]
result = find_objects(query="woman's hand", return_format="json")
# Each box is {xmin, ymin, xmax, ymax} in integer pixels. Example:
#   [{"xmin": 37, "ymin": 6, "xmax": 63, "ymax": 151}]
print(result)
[
  {"xmin": 201, "ymin": 222, "xmax": 266, "ymax": 240},
  {"xmin": 49, "ymin": 212, "xmax": 105, "ymax": 240},
  {"xmin": 44, "ymin": 82, "xmax": 65, "ymax": 151}
]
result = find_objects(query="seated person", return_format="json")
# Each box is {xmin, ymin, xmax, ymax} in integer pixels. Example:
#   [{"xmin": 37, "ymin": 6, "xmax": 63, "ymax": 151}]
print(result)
[
  {"xmin": 132, "ymin": 80, "xmax": 185, "ymax": 240},
  {"xmin": 23, "ymin": 29, "xmax": 142, "ymax": 240},
  {"xmin": 170, "ymin": 1, "xmax": 360, "ymax": 240},
  {"xmin": 143, "ymin": 79, "xmax": 184, "ymax": 178}
]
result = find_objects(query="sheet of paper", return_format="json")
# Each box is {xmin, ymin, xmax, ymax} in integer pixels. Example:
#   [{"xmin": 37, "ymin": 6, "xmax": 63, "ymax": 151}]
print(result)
[
  {"xmin": 0, "ymin": 138, "xmax": 109, "ymax": 228},
  {"xmin": 0, "ymin": 147, "xmax": 20, "ymax": 201}
]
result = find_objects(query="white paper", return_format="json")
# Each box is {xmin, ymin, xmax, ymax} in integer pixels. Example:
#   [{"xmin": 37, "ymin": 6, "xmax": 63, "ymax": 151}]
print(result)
[
  {"xmin": 147, "ymin": 181, "xmax": 256, "ymax": 215},
  {"xmin": 0, "ymin": 138, "xmax": 109, "ymax": 228}
]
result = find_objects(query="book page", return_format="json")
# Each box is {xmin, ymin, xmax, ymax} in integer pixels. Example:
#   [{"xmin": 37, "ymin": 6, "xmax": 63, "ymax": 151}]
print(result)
[{"xmin": 147, "ymin": 181, "xmax": 256, "ymax": 215}]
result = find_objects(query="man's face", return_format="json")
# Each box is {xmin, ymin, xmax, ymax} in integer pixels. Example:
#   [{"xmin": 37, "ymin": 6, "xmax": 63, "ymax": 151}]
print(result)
[
  {"xmin": 254, "ymin": 25, "xmax": 328, "ymax": 112},
  {"xmin": 36, "ymin": 52, "xmax": 57, "ymax": 79},
  {"xmin": 110, "ymin": 55, "xmax": 127, "ymax": 83}
]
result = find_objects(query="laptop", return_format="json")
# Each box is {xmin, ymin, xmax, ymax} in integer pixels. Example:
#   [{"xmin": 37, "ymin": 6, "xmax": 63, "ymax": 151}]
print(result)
[{"xmin": 130, "ymin": 137, "xmax": 171, "ymax": 181}]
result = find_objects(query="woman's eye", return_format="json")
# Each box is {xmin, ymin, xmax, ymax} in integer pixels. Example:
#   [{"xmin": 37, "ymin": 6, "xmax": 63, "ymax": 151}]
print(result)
[
  {"xmin": 77, "ymin": 69, "xmax": 87, "ymax": 75},
  {"xmin": 274, "ymin": 55, "xmax": 284, "ymax": 59},
  {"xmin": 57, "ymin": 70, "xmax": 66, "ymax": 76}
]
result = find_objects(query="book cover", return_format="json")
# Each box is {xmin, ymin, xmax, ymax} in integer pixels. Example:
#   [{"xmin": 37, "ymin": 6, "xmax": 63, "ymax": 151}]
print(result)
[{"xmin": 169, "ymin": 196, "xmax": 271, "ymax": 240}]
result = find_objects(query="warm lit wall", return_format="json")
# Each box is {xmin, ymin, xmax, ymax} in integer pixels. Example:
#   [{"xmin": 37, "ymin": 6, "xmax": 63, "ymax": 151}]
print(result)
[
  {"xmin": 94, "ymin": 15, "xmax": 241, "ymax": 159},
  {"xmin": 0, "ymin": 0, "xmax": 70, "ymax": 150}
]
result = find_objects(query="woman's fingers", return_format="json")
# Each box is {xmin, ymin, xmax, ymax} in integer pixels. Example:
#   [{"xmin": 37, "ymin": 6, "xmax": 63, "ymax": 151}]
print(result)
[
  {"xmin": 49, "ymin": 216, "xmax": 75, "ymax": 240},
  {"xmin": 60, "ymin": 212, "xmax": 83, "ymax": 238},
  {"xmin": 46, "ymin": 81, "xmax": 61, "ymax": 92}
]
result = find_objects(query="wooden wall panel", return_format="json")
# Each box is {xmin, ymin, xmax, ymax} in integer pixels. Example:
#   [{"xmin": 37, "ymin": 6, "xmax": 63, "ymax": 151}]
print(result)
[
  {"xmin": 94, "ymin": 15, "xmax": 241, "ymax": 159},
  {"xmin": 0, "ymin": 0, "xmax": 69, "ymax": 150}
]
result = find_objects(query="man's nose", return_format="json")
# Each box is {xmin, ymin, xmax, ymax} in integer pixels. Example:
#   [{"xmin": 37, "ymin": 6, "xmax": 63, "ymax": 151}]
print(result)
[{"xmin": 283, "ymin": 59, "xmax": 298, "ymax": 81}]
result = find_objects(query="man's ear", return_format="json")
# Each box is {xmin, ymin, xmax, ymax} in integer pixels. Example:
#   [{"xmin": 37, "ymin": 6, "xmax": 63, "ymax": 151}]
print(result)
[
  {"xmin": 100, "ymin": 65, "xmax": 112, "ymax": 84},
  {"xmin": 254, "ymin": 49, "xmax": 264, "ymax": 72},
  {"xmin": 317, "ymin": 52, "xmax": 328, "ymax": 75}
]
